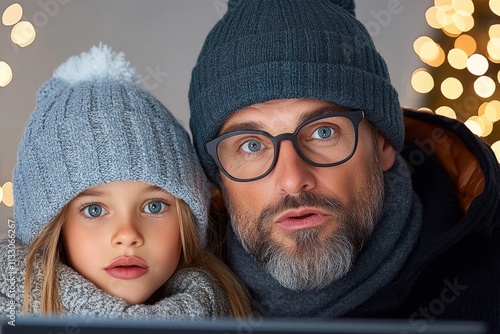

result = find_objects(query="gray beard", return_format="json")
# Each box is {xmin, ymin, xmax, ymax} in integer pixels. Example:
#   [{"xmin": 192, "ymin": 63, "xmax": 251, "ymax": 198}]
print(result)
[
  {"xmin": 223, "ymin": 164, "xmax": 384, "ymax": 291},
  {"xmin": 259, "ymin": 218, "xmax": 360, "ymax": 291}
]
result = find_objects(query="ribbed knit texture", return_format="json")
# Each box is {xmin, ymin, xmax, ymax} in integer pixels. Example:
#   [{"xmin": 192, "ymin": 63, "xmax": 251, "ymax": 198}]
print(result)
[
  {"xmin": 189, "ymin": 0, "xmax": 403, "ymax": 182},
  {"xmin": 13, "ymin": 45, "xmax": 210, "ymax": 245}
]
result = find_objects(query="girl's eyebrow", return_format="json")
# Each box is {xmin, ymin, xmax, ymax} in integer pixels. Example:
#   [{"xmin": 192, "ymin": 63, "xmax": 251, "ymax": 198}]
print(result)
[
  {"xmin": 142, "ymin": 184, "xmax": 171, "ymax": 195},
  {"xmin": 75, "ymin": 189, "xmax": 108, "ymax": 198},
  {"xmin": 74, "ymin": 184, "xmax": 171, "ymax": 199}
]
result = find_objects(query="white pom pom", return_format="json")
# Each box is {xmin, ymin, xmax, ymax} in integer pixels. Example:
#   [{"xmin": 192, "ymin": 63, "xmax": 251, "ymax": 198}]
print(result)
[{"xmin": 53, "ymin": 43, "xmax": 139, "ymax": 85}]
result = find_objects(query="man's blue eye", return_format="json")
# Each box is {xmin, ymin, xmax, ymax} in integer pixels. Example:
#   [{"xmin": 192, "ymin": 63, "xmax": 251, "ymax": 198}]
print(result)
[
  {"xmin": 242, "ymin": 140, "xmax": 262, "ymax": 153},
  {"xmin": 83, "ymin": 204, "xmax": 104, "ymax": 218},
  {"xmin": 312, "ymin": 126, "xmax": 333, "ymax": 139},
  {"xmin": 144, "ymin": 201, "xmax": 167, "ymax": 214}
]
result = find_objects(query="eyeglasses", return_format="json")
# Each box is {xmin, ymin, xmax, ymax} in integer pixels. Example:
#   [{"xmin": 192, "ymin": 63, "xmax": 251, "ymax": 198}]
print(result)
[{"xmin": 206, "ymin": 110, "xmax": 364, "ymax": 182}]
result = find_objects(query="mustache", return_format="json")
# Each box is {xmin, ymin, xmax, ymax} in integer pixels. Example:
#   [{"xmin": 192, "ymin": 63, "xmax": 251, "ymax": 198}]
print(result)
[{"xmin": 259, "ymin": 192, "xmax": 343, "ymax": 223}]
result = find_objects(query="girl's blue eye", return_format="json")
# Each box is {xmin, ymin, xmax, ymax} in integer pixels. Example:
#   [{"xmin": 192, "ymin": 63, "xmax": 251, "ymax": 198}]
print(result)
[
  {"xmin": 144, "ymin": 201, "xmax": 167, "ymax": 214},
  {"xmin": 82, "ymin": 204, "xmax": 105, "ymax": 218}
]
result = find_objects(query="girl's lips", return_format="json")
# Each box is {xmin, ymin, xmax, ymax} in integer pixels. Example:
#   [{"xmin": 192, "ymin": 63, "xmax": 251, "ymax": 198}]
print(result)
[
  {"xmin": 275, "ymin": 208, "xmax": 328, "ymax": 231},
  {"xmin": 105, "ymin": 266, "xmax": 148, "ymax": 280},
  {"xmin": 105, "ymin": 256, "xmax": 148, "ymax": 280}
]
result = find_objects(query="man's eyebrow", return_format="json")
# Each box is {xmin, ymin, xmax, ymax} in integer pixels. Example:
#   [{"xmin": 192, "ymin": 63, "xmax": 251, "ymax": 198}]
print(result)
[
  {"xmin": 295, "ymin": 105, "xmax": 345, "ymax": 125},
  {"xmin": 219, "ymin": 104, "xmax": 344, "ymax": 135},
  {"xmin": 220, "ymin": 121, "xmax": 266, "ymax": 135}
]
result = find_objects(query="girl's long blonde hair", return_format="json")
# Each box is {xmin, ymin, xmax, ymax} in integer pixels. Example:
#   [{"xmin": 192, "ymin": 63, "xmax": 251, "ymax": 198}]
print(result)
[
  {"xmin": 23, "ymin": 198, "xmax": 253, "ymax": 317},
  {"xmin": 175, "ymin": 199, "xmax": 253, "ymax": 317},
  {"xmin": 23, "ymin": 207, "xmax": 66, "ymax": 314}
]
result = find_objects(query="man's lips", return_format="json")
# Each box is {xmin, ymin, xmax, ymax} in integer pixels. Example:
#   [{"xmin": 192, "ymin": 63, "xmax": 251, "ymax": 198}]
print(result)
[
  {"xmin": 105, "ymin": 256, "xmax": 148, "ymax": 280},
  {"xmin": 274, "ymin": 208, "xmax": 328, "ymax": 231}
]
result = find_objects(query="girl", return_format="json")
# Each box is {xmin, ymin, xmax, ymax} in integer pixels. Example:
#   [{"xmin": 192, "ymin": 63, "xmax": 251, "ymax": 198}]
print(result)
[{"xmin": 0, "ymin": 44, "xmax": 252, "ymax": 319}]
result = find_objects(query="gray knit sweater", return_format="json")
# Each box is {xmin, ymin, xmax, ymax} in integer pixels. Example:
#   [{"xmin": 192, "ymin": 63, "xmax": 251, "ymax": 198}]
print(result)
[{"xmin": 0, "ymin": 239, "xmax": 231, "ymax": 320}]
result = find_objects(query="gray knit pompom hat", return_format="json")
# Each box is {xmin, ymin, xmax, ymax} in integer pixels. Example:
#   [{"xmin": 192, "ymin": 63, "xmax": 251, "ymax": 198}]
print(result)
[
  {"xmin": 14, "ymin": 44, "xmax": 210, "ymax": 245},
  {"xmin": 189, "ymin": 0, "xmax": 403, "ymax": 183}
]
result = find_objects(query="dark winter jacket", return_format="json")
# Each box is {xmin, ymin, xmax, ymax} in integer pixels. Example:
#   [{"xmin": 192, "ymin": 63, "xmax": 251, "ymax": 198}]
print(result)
[{"xmin": 347, "ymin": 108, "xmax": 500, "ymax": 333}]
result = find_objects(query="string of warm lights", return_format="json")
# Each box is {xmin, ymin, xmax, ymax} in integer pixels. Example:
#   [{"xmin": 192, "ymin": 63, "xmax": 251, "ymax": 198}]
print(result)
[
  {"xmin": 411, "ymin": 0, "xmax": 500, "ymax": 163},
  {"xmin": 0, "ymin": 3, "xmax": 36, "ymax": 87},
  {"xmin": 1, "ymin": 2, "xmax": 37, "ymax": 209}
]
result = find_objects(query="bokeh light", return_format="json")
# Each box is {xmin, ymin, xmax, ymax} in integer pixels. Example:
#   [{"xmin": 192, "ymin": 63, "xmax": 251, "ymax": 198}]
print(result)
[
  {"xmin": 411, "ymin": 68, "xmax": 434, "ymax": 93},
  {"xmin": 414, "ymin": 36, "xmax": 433, "ymax": 54},
  {"xmin": 0, "ymin": 61, "xmax": 13, "ymax": 87},
  {"xmin": 441, "ymin": 77, "xmax": 463, "ymax": 99},
  {"xmin": 11, "ymin": 21, "xmax": 36, "ymax": 47},
  {"xmin": 452, "ymin": 0, "xmax": 474, "ymax": 15},
  {"xmin": 491, "ymin": 0, "xmax": 500, "ymax": 17},
  {"xmin": 427, "ymin": 46, "xmax": 446, "ymax": 67},
  {"xmin": 435, "ymin": 106, "xmax": 457, "ymax": 119},
  {"xmin": 489, "ymin": 24, "xmax": 500, "ymax": 38},
  {"xmin": 1, "ymin": 2, "xmax": 36, "ymax": 89},
  {"xmin": 454, "ymin": 34, "xmax": 476, "ymax": 56},
  {"xmin": 467, "ymin": 54, "xmax": 489, "ymax": 76},
  {"xmin": 1, "ymin": 182, "xmax": 14, "ymax": 207},
  {"xmin": 487, "ymin": 38, "xmax": 500, "ymax": 63},
  {"xmin": 482, "ymin": 100, "xmax": 500, "ymax": 122},
  {"xmin": 480, "ymin": 115, "xmax": 494, "ymax": 137},
  {"xmin": 465, "ymin": 116, "xmax": 483, "ymax": 136},
  {"xmin": 474, "ymin": 76, "xmax": 496, "ymax": 98},
  {"xmin": 492, "ymin": 141, "xmax": 500, "ymax": 163},
  {"xmin": 420, "ymin": 40, "xmax": 440, "ymax": 61},
  {"xmin": 451, "ymin": 11, "xmax": 474, "ymax": 33},
  {"xmin": 414, "ymin": 37, "xmax": 446, "ymax": 67},
  {"xmin": 2, "ymin": 3, "xmax": 22, "ymax": 26},
  {"xmin": 448, "ymin": 48, "xmax": 468, "ymax": 69}
]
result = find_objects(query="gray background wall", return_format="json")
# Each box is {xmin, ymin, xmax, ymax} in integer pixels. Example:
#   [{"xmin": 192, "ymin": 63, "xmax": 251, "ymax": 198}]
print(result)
[{"xmin": 0, "ymin": 0, "xmax": 433, "ymax": 236}]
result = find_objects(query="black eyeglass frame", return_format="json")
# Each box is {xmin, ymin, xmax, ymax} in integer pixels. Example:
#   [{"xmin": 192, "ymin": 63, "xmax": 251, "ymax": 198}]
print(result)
[{"xmin": 205, "ymin": 110, "xmax": 365, "ymax": 182}]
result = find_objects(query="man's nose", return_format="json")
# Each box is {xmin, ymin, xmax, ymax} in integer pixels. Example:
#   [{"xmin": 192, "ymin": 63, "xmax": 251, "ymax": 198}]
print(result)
[{"xmin": 272, "ymin": 140, "xmax": 317, "ymax": 194}]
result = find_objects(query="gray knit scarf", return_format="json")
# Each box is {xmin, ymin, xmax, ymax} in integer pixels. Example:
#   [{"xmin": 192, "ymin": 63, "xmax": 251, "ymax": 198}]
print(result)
[{"xmin": 227, "ymin": 155, "xmax": 423, "ymax": 317}]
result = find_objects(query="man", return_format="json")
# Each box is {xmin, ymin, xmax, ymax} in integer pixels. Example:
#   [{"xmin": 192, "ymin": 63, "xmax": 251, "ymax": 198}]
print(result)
[{"xmin": 189, "ymin": 0, "xmax": 500, "ymax": 330}]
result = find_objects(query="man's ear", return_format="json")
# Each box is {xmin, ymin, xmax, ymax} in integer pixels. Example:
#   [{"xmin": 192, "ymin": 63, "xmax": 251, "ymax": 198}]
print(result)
[{"xmin": 377, "ymin": 131, "xmax": 397, "ymax": 172}]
